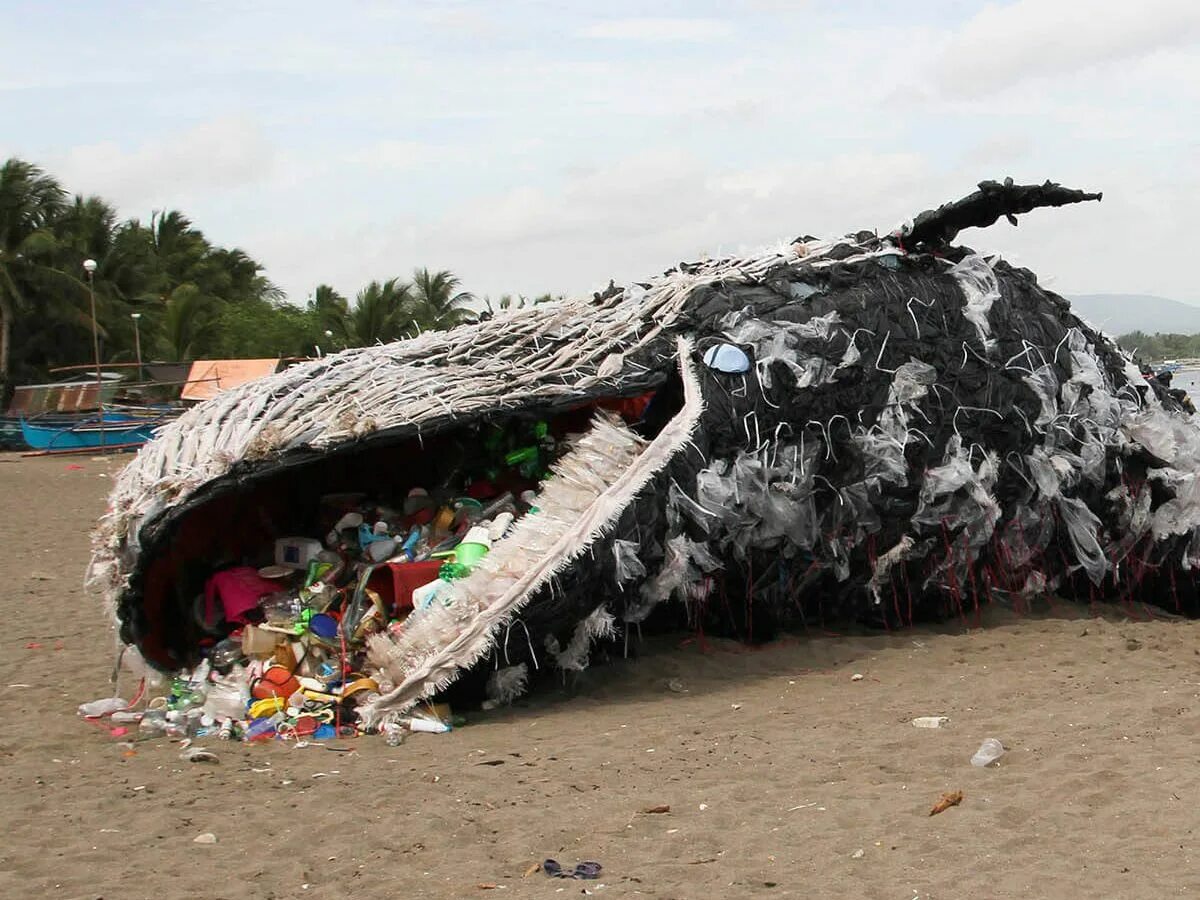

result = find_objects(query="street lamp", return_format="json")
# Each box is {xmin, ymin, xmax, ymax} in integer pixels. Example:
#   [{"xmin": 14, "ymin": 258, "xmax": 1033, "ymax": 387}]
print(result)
[
  {"xmin": 82, "ymin": 258, "xmax": 104, "ymax": 445},
  {"xmin": 131, "ymin": 312, "xmax": 143, "ymax": 383}
]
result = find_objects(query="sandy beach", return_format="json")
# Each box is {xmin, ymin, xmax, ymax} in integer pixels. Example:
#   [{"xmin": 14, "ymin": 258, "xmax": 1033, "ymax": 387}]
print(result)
[{"xmin": 3, "ymin": 453, "xmax": 1200, "ymax": 899}]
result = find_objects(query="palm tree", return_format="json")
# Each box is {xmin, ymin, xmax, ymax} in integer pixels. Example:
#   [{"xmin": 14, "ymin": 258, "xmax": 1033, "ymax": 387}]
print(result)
[
  {"xmin": 344, "ymin": 278, "xmax": 413, "ymax": 346},
  {"xmin": 308, "ymin": 284, "xmax": 350, "ymax": 347},
  {"xmin": 408, "ymin": 268, "xmax": 476, "ymax": 331},
  {"xmin": 161, "ymin": 284, "xmax": 214, "ymax": 360},
  {"xmin": 0, "ymin": 159, "xmax": 67, "ymax": 397}
]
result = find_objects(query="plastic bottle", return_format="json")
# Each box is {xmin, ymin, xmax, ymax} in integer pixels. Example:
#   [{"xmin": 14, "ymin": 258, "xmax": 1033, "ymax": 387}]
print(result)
[
  {"xmin": 77, "ymin": 697, "xmax": 128, "ymax": 718},
  {"xmin": 208, "ymin": 637, "xmax": 244, "ymax": 670},
  {"xmin": 405, "ymin": 716, "xmax": 451, "ymax": 734},
  {"xmin": 382, "ymin": 722, "xmax": 406, "ymax": 746},
  {"xmin": 971, "ymin": 738, "xmax": 1005, "ymax": 767},
  {"xmin": 138, "ymin": 710, "xmax": 167, "ymax": 737},
  {"xmin": 170, "ymin": 677, "xmax": 207, "ymax": 712}
]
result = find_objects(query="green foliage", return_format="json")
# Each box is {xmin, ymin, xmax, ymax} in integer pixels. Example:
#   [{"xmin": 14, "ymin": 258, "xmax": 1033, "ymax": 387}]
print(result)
[
  {"xmin": 408, "ymin": 267, "xmax": 475, "ymax": 331},
  {"xmin": 0, "ymin": 156, "xmax": 551, "ymax": 401},
  {"xmin": 1116, "ymin": 331, "xmax": 1200, "ymax": 364}
]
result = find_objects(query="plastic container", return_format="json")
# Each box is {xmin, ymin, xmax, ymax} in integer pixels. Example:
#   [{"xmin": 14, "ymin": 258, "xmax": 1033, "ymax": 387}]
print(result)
[
  {"xmin": 242, "ymin": 624, "xmax": 283, "ymax": 657},
  {"xmin": 138, "ymin": 709, "xmax": 167, "ymax": 736},
  {"xmin": 208, "ymin": 637, "xmax": 245, "ymax": 670},
  {"xmin": 244, "ymin": 715, "xmax": 282, "ymax": 741},
  {"xmin": 971, "ymin": 738, "xmax": 1005, "ymax": 767},
  {"xmin": 366, "ymin": 537, "xmax": 398, "ymax": 562},
  {"xmin": 412, "ymin": 578, "xmax": 458, "ymax": 610},
  {"xmin": 275, "ymin": 536, "xmax": 324, "ymax": 570},
  {"xmin": 383, "ymin": 723, "xmax": 406, "ymax": 746},
  {"xmin": 912, "ymin": 716, "xmax": 950, "ymax": 729},
  {"xmin": 488, "ymin": 512, "xmax": 515, "ymax": 542},
  {"xmin": 202, "ymin": 679, "xmax": 248, "ymax": 720},
  {"xmin": 453, "ymin": 526, "xmax": 491, "ymax": 568}
]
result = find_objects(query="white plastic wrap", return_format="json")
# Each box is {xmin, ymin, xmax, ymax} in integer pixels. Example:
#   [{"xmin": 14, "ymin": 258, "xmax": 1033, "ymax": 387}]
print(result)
[
  {"xmin": 612, "ymin": 539, "xmax": 647, "ymax": 585},
  {"xmin": 950, "ymin": 254, "xmax": 1000, "ymax": 350},
  {"xmin": 1056, "ymin": 496, "xmax": 1108, "ymax": 584},
  {"xmin": 1023, "ymin": 365, "xmax": 1060, "ymax": 426}
]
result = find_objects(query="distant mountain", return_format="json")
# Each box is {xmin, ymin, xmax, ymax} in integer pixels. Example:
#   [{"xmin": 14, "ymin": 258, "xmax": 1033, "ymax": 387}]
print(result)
[{"xmin": 1066, "ymin": 294, "xmax": 1200, "ymax": 336}]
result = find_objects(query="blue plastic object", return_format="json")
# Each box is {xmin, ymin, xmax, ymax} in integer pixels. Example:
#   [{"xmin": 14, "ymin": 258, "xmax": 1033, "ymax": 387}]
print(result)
[{"xmin": 702, "ymin": 343, "xmax": 751, "ymax": 373}]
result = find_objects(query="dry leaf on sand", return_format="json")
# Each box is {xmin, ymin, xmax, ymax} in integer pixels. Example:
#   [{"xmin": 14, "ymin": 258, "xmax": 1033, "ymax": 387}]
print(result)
[{"xmin": 929, "ymin": 790, "xmax": 964, "ymax": 816}]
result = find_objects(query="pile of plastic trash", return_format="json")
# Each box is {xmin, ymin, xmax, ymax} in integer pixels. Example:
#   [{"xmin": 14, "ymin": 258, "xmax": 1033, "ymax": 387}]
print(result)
[{"xmin": 79, "ymin": 416, "xmax": 570, "ymax": 744}]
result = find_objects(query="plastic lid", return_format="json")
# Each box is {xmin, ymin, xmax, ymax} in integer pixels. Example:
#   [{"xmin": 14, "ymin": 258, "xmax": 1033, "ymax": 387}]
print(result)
[
  {"xmin": 703, "ymin": 343, "xmax": 751, "ymax": 374},
  {"xmin": 308, "ymin": 613, "xmax": 339, "ymax": 640}
]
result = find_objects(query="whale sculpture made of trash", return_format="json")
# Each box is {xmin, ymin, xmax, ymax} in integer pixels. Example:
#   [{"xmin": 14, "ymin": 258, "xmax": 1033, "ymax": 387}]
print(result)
[{"xmin": 90, "ymin": 179, "xmax": 1200, "ymax": 723}]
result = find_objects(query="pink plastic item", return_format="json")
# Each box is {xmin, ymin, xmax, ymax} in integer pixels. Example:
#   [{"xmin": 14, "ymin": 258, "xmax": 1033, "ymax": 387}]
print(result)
[{"xmin": 204, "ymin": 567, "xmax": 281, "ymax": 626}]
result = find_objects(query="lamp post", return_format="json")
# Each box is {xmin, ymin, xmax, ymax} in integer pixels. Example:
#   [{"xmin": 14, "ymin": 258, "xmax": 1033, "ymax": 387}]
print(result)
[
  {"xmin": 82, "ymin": 258, "xmax": 104, "ymax": 446},
  {"xmin": 131, "ymin": 312, "xmax": 143, "ymax": 383}
]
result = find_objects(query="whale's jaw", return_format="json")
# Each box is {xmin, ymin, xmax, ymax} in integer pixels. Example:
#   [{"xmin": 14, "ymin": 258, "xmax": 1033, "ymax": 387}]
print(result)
[{"xmin": 358, "ymin": 337, "xmax": 705, "ymax": 724}]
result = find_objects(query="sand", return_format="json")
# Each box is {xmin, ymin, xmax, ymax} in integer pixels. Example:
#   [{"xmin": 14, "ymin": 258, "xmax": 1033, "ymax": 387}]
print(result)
[{"xmin": 3, "ymin": 453, "xmax": 1200, "ymax": 899}]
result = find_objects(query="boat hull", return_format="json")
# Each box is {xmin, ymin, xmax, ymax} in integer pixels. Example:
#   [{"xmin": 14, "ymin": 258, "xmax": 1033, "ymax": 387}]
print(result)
[{"xmin": 20, "ymin": 417, "xmax": 159, "ymax": 451}]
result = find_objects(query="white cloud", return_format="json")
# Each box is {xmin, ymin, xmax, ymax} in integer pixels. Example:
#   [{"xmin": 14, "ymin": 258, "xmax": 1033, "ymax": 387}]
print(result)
[
  {"xmin": 256, "ymin": 147, "xmax": 940, "ymax": 305},
  {"xmin": 7, "ymin": 2, "xmax": 1198, "ymax": 309},
  {"xmin": 935, "ymin": 0, "xmax": 1200, "ymax": 96},
  {"xmin": 962, "ymin": 134, "xmax": 1034, "ymax": 167},
  {"xmin": 343, "ymin": 140, "xmax": 467, "ymax": 171},
  {"xmin": 54, "ymin": 118, "xmax": 275, "ymax": 209},
  {"xmin": 579, "ymin": 17, "xmax": 734, "ymax": 43}
]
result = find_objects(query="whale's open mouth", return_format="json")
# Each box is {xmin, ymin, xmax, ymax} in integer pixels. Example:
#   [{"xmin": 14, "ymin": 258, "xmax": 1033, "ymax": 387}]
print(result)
[
  {"xmin": 360, "ymin": 338, "xmax": 703, "ymax": 721},
  {"xmin": 119, "ymin": 338, "xmax": 703, "ymax": 712}
]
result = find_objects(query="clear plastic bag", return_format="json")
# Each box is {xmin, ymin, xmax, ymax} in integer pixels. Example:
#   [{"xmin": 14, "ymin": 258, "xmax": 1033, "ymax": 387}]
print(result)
[
  {"xmin": 950, "ymin": 254, "xmax": 999, "ymax": 348},
  {"xmin": 612, "ymin": 539, "xmax": 647, "ymax": 584},
  {"xmin": 1056, "ymin": 496, "xmax": 1108, "ymax": 584}
]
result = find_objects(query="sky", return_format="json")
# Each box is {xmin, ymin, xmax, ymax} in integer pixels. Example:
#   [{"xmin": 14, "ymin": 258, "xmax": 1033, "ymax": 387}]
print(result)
[{"xmin": 3, "ymin": 0, "xmax": 1198, "ymax": 307}]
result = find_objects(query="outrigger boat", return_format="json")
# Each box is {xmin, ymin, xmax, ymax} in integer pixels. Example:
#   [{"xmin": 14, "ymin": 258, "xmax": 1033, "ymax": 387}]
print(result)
[{"xmin": 20, "ymin": 412, "xmax": 163, "ymax": 452}]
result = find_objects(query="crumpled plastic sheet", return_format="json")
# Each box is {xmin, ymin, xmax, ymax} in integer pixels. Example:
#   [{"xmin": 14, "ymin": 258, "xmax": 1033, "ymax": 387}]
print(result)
[
  {"xmin": 853, "ymin": 431, "xmax": 908, "ymax": 486},
  {"xmin": 485, "ymin": 663, "xmax": 529, "ymax": 704},
  {"xmin": 612, "ymin": 539, "xmax": 647, "ymax": 585},
  {"xmin": 913, "ymin": 437, "xmax": 1001, "ymax": 549},
  {"xmin": 1182, "ymin": 528, "xmax": 1200, "ymax": 571},
  {"xmin": 888, "ymin": 360, "xmax": 938, "ymax": 404},
  {"xmin": 841, "ymin": 480, "xmax": 883, "ymax": 534},
  {"xmin": 629, "ymin": 535, "xmax": 723, "ymax": 623},
  {"xmin": 1149, "ymin": 470, "xmax": 1200, "ymax": 540},
  {"xmin": 1066, "ymin": 328, "xmax": 1107, "ymax": 391},
  {"xmin": 1025, "ymin": 446, "xmax": 1080, "ymax": 499},
  {"xmin": 1023, "ymin": 365, "xmax": 1061, "ymax": 426},
  {"xmin": 868, "ymin": 534, "xmax": 922, "ymax": 603},
  {"xmin": 686, "ymin": 443, "xmax": 822, "ymax": 558},
  {"xmin": 546, "ymin": 606, "xmax": 617, "ymax": 672},
  {"xmin": 1106, "ymin": 483, "xmax": 1153, "ymax": 564},
  {"xmin": 1056, "ymin": 495, "xmax": 1108, "ymax": 585},
  {"xmin": 950, "ymin": 254, "xmax": 1000, "ymax": 350},
  {"xmin": 722, "ymin": 309, "xmax": 841, "ymax": 389}
]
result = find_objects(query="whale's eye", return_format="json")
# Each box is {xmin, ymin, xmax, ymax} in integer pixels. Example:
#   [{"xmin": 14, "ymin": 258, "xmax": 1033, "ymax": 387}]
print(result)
[{"xmin": 703, "ymin": 343, "xmax": 750, "ymax": 374}]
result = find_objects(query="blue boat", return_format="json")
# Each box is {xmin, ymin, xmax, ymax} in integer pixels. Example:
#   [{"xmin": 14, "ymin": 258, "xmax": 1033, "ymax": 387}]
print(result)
[{"xmin": 20, "ymin": 413, "xmax": 162, "ymax": 451}]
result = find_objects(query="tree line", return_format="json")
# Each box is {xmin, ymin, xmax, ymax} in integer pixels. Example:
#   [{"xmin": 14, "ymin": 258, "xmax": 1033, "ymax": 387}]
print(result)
[
  {"xmin": 0, "ymin": 158, "xmax": 555, "ymax": 399},
  {"xmin": 1115, "ymin": 331, "xmax": 1200, "ymax": 366}
]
